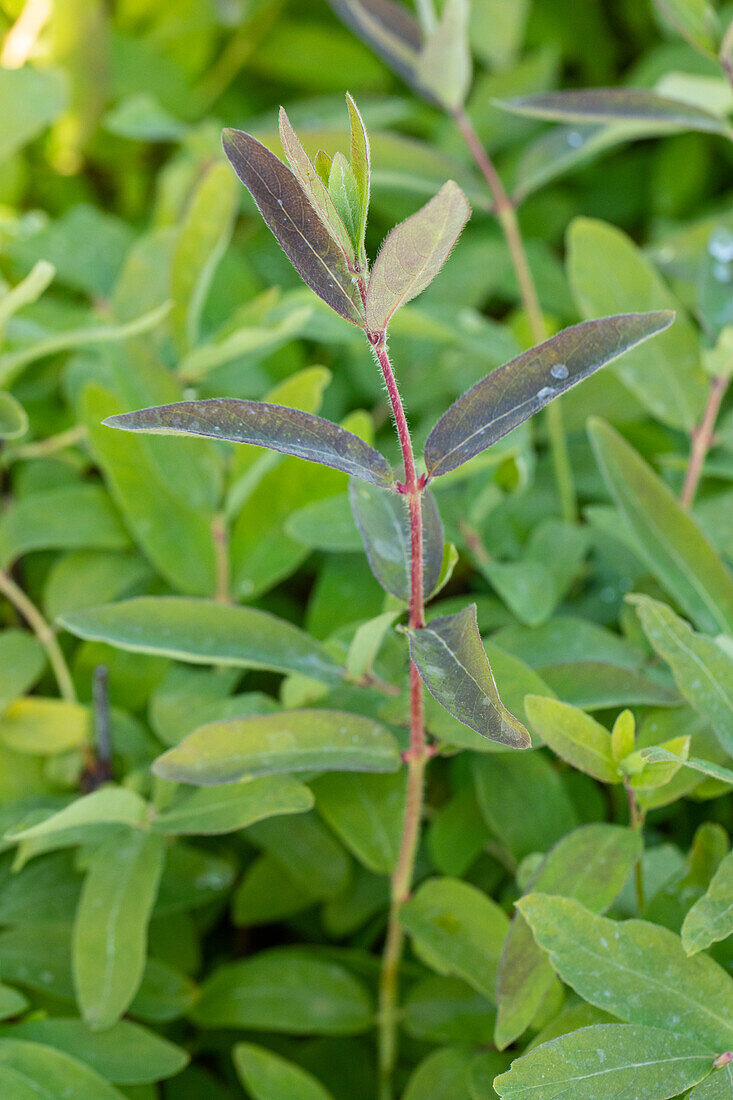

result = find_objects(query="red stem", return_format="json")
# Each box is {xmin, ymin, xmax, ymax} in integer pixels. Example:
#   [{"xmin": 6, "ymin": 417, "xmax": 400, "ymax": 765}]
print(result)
[{"xmin": 680, "ymin": 374, "xmax": 729, "ymax": 509}]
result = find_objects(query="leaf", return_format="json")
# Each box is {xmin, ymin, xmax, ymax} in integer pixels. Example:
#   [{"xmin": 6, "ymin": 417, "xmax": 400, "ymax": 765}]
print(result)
[
  {"xmin": 630, "ymin": 595, "xmax": 733, "ymax": 755},
  {"xmin": 326, "ymin": 0, "xmax": 422, "ymax": 89},
  {"xmin": 402, "ymin": 1046, "xmax": 476, "ymax": 1099},
  {"xmin": 6, "ymin": 787, "xmax": 148, "ymax": 842},
  {"xmin": 346, "ymin": 609, "xmax": 400, "ymax": 679},
  {"xmin": 152, "ymin": 776, "xmax": 313, "ymax": 835},
  {"xmin": 654, "ymin": 0, "xmax": 722, "ymax": 55},
  {"xmin": 105, "ymin": 399, "xmax": 393, "ymax": 488},
  {"xmin": 170, "ymin": 161, "xmax": 238, "ymax": 353},
  {"xmin": 222, "ymin": 128, "xmax": 365, "ymax": 325},
  {"xmin": 0, "ymin": 1040, "xmax": 125, "ymax": 1100},
  {"xmin": 639, "ymin": 747, "xmax": 733, "ymax": 787},
  {"xmin": 589, "ymin": 419, "xmax": 733, "ymax": 635},
  {"xmin": 0, "ymin": 484, "xmax": 129, "ymax": 569},
  {"xmin": 349, "ymin": 479, "xmax": 443, "ymax": 599},
  {"xmin": 191, "ymin": 949, "xmax": 373, "ymax": 1033},
  {"xmin": 424, "ymin": 312, "xmax": 673, "ymax": 477},
  {"xmin": 500, "ymin": 88, "xmax": 728, "ymax": 132},
  {"xmin": 568, "ymin": 218, "xmax": 707, "ymax": 430},
  {"xmin": 0, "ymin": 699, "xmax": 89, "ymax": 755},
  {"xmin": 0, "ymin": 67, "xmax": 67, "ymax": 159},
  {"xmin": 346, "ymin": 93, "xmax": 370, "ymax": 256},
  {"xmin": 404, "ymin": 975, "xmax": 496, "ymax": 1044},
  {"xmin": 0, "ymin": 260, "xmax": 55, "ymax": 329},
  {"xmin": 7, "ymin": 1018, "xmax": 188, "ymax": 1085},
  {"xmin": 524, "ymin": 695, "xmax": 619, "ymax": 782},
  {"xmin": 311, "ymin": 771, "xmax": 405, "ymax": 874},
  {"xmin": 74, "ymin": 830, "xmax": 165, "ymax": 1030},
  {"xmin": 365, "ymin": 181, "xmax": 470, "ymax": 332},
  {"xmin": 129, "ymin": 958, "xmax": 199, "ymax": 1023},
  {"xmin": 682, "ymin": 849, "xmax": 733, "ymax": 956},
  {"xmin": 689, "ymin": 1062, "xmax": 733, "ymax": 1099},
  {"xmin": 328, "ymin": 153, "xmax": 361, "ymax": 249},
  {"xmin": 518, "ymin": 894, "xmax": 733, "ymax": 1049},
  {"xmin": 153, "ymin": 709, "xmax": 400, "ymax": 784},
  {"xmin": 0, "ymin": 630, "xmax": 45, "ymax": 714},
  {"xmin": 415, "ymin": 0, "xmax": 472, "ymax": 111},
  {"xmin": 247, "ymin": 810, "xmax": 351, "ymax": 901},
  {"xmin": 59, "ymin": 596, "xmax": 344, "ymax": 684},
  {"xmin": 493, "ymin": 1024, "xmax": 715, "ymax": 1100},
  {"xmin": 406, "ymin": 604, "xmax": 531, "ymax": 748},
  {"xmin": 495, "ymin": 824, "xmax": 643, "ymax": 1050},
  {"xmin": 0, "ymin": 394, "xmax": 27, "ymax": 440},
  {"xmin": 234, "ymin": 1043, "xmax": 334, "ymax": 1100},
  {"xmin": 400, "ymin": 877, "xmax": 509, "ymax": 1001}
]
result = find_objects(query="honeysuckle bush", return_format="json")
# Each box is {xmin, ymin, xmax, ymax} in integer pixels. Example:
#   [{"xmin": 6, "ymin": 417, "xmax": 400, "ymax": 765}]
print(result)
[{"xmin": 0, "ymin": 1, "xmax": 731, "ymax": 1099}]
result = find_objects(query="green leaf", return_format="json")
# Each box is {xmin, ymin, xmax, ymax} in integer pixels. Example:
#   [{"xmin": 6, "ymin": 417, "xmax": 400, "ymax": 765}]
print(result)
[
  {"xmin": 404, "ymin": 975, "xmax": 496, "ymax": 1044},
  {"xmin": 639, "ymin": 747, "xmax": 733, "ymax": 787},
  {"xmin": 400, "ymin": 877, "xmax": 509, "ymax": 1001},
  {"xmin": 6, "ymin": 1018, "xmax": 188, "ymax": 1085},
  {"xmin": 415, "ymin": 0, "xmax": 472, "ymax": 110},
  {"xmin": 0, "ymin": 985, "xmax": 27, "ymax": 1021},
  {"xmin": 0, "ymin": 1040, "xmax": 125, "ymax": 1100},
  {"xmin": 0, "ymin": 484, "xmax": 129, "ymax": 569},
  {"xmin": 0, "ymin": 394, "xmax": 27, "ymax": 441},
  {"xmin": 500, "ymin": 88, "xmax": 728, "ymax": 132},
  {"xmin": 311, "ymin": 771, "xmax": 404, "ymax": 874},
  {"xmin": 682, "ymin": 849, "xmax": 733, "ymax": 956},
  {"xmin": 234, "ymin": 1043, "xmax": 334, "ymax": 1100},
  {"xmin": 222, "ymin": 129, "xmax": 365, "ymax": 325},
  {"xmin": 152, "ymin": 776, "xmax": 313, "ymax": 835},
  {"xmin": 0, "ymin": 67, "xmax": 67, "ymax": 159},
  {"xmin": 402, "ymin": 1046, "xmax": 476, "ymax": 1099},
  {"xmin": 129, "ymin": 958, "xmax": 199, "ymax": 1023},
  {"xmin": 59, "ymin": 596, "xmax": 344, "ymax": 684},
  {"xmin": 0, "ymin": 698, "xmax": 89, "ymax": 755},
  {"xmin": 170, "ymin": 162, "xmax": 238, "ymax": 354},
  {"xmin": 568, "ymin": 218, "xmax": 707, "ymax": 430},
  {"xmin": 328, "ymin": 152, "xmax": 361, "ymax": 249},
  {"xmin": 364, "ymin": 181, "xmax": 470, "ymax": 333},
  {"xmin": 74, "ymin": 830, "xmax": 165, "ymax": 1030},
  {"xmin": 326, "ymin": 0, "xmax": 422, "ymax": 90},
  {"xmin": 246, "ymin": 810, "xmax": 351, "ymax": 901},
  {"xmin": 589, "ymin": 419, "xmax": 733, "ymax": 635},
  {"xmin": 346, "ymin": 609, "xmax": 399, "ymax": 680},
  {"xmin": 349, "ymin": 479, "xmax": 443, "ymax": 600},
  {"xmin": 0, "ymin": 630, "xmax": 45, "ymax": 714},
  {"xmin": 654, "ymin": 0, "xmax": 721, "ymax": 55},
  {"xmin": 105, "ymin": 400, "xmax": 393, "ymax": 488},
  {"xmin": 424, "ymin": 312, "xmax": 673, "ymax": 478},
  {"xmin": 192, "ymin": 949, "xmax": 373, "ymax": 1033},
  {"xmin": 494, "ymin": 1024, "xmax": 715, "ymax": 1100},
  {"xmin": 6, "ymin": 786, "xmax": 148, "ymax": 842},
  {"xmin": 524, "ymin": 695, "xmax": 619, "ymax": 782},
  {"xmin": 406, "ymin": 604, "xmax": 531, "ymax": 748},
  {"xmin": 0, "ymin": 260, "xmax": 55, "ymax": 329},
  {"xmin": 346, "ymin": 93, "xmax": 370, "ymax": 257},
  {"xmin": 496, "ymin": 824, "xmax": 643, "ymax": 1049},
  {"xmin": 630, "ymin": 595, "xmax": 733, "ymax": 755},
  {"xmin": 689, "ymin": 1061, "xmax": 733, "ymax": 1098},
  {"xmin": 153, "ymin": 709, "xmax": 400, "ymax": 784},
  {"xmin": 519, "ymin": 894, "xmax": 733, "ymax": 1049}
]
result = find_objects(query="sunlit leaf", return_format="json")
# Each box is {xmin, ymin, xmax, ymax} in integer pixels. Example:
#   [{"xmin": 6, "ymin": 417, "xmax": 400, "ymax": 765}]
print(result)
[
  {"xmin": 406, "ymin": 605, "xmax": 531, "ymax": 748},
  {"xmin": 424, "ymin": 312, "xmax": 673, "ymax": 477},
  {"xmin": 365, "ymin": 181, "xmax": 470, "ymax": 332},
  {"xmin": 524, "ymin": 695, "xmax": 619, "ymax": 782},
  {"xmin": 0, "ymin": 1040, "xmax": 125, "ymax": 1100},
  {"xmin": 105, "ymin": 399, "xmax": 393, "ymax": 488},
  {"xmin": 222, "ymin": 128, "xmax": 365, "ymax": 325}
]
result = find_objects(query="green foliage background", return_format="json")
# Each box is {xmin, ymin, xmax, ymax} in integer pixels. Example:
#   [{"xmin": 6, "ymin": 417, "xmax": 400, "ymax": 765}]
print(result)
[{"xmin": 0, "ymin": 0, "xmax": 732, "ymax": 1097}]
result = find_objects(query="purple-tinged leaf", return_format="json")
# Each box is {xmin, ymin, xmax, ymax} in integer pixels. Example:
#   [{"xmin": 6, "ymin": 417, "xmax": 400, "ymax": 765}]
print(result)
[
  {"xmin": 327, "ymin": 0, "xmax": 423, "ymax": 89},
  {"xmin": 406, "ymin": 604, "xmax": 531, "ymax": 748},
  {"xmin": 424, "ymin": 312, "xmax": 674, "ymax": 478},
  {"xmin": 277, "ymin": 107, "xmax": 355, "ymax": 264},
  {"xmin": 498, "ymin": 88, "xmax": 728, "ymax": 134},
  {"xmin": 105, "ymin": 400, "xmax": 393, "ymax": 488},
  {"xmin": 222, "ymin": 128, "xmax": 365, "ymax": 325},
  {"xmin": 365, "ymin": 181, "xmax": 470, "ymax": 333},
  {"xmin": 349, "ymin": 479, "xmax": 443, "ymax": 600}
]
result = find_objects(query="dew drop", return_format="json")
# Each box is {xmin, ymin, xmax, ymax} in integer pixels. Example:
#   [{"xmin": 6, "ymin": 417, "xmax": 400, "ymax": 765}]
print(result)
[
  {"xmin": 536, "ymin": 386, "xmax": 556, "ymax": 400},
  {"xmin": 713, "ymin": 261, "xmax": 732, "ymax": 283},
  {"xmin": 550, "ymin": 362, "xmax": 569, "ymax": 380},
  {"xmin": 708, "ymin": 227, "xmax": 733, "ymax": 264},
  {"xmin": 567, "ymin": 130, "xmax": 583, "ymax": 148}
]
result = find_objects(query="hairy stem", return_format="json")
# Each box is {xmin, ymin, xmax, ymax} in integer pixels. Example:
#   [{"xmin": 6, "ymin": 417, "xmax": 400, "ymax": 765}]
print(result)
[
  {"xmin": 452, "ymin": 107, "xmax": 576, "ymax": 523},
  {"xmin": 0, "ymin": 570, "xmax": 76, "ymax": 703},
  {"xmin": 211, "ymin": 512, "xmax": 230, "ymax": 603},
  {"xmin": 680, "ymin": 374, "xmax": 728, "ymax": 509},
  {"xmin": 373, "ymin": 336, "xmax": 427, "ymax": 1100}
]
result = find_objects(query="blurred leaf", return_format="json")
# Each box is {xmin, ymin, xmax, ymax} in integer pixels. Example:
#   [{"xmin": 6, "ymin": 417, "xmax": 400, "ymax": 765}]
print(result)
[
  {"xmin": 222, "ymin": 129, "xmax": 365, "ymax": 324},
  {"xmin": 152, "ymin": 776, "xmax": 313, "ymax": 835},
  {"xmin": 0, "ymin": 484, "xmax": 129, "ymax": 569},
  {"xmin": 326, "ymin": 0, "xmax": 422, "ymax": 89},
  {"xmin": 0, "ymin": 261, "xmax": 55, "ymax": 329},
  {"xmin": 0, "ymin": 631, "xmax": 46, "ymax": 714},
  {"xmin": 191, "ymin": 949, "xmax": 373, "ymax": 1033},
  {"xmin": 415, "ymin": 0, "xmax": 472, "ymax": 111},
  {"xmin": 425, "ymin": 313, "xmax": 673, "ymax": 477},
  {"xmin": 74, "ymin": 830, "xmax": 165, "ymax": 1030},
  {"xmin": 404, "ymin": 974, "xmax": 495, "ymax": 1044},
  {"xmin": 0, "ymin": 67, "xmax": 67, "ymax": 160},
  {"xmin": 406, "ymin": 604, "xmax": 531, "ymax": 747},
  {"xmin": 153, "ymin": 709, "xmax": 400, "ymax": 784},
  {"xmin": 312, "ymin": 771, "xmax": 405, "ymax": 874},
  {"xmin": 106, "ymin": 400, "xmax": 393, "ymax": 487},
  {"xmin": 0, "ymin": 698, "xmax": 89, "ymax": 755},
  {"xmin": 365, "ymin": 182, "xmax": 470, "ymax": 332},
  {"xmin": 500, "ymin": 88, "xmax": 729, "ymax": 133},
  {"xmin": 654, "ymin": 0, "xmax": 721, "ymax": 55},
  {"xmin": 682, "ymin": 849, "xmax": 733, "ymax": 956},
  {"xmin": 494, "ymin": 1024, "xmax": 713, "ymax": 1100},
  {"xmin": 0, "ymin": 393, "xmax": 27, "ymax": 440},
  {"xmin": 59, "ymin": 596, "xmax": 344, "ymax": 683},
  {"xmin": 589, "ymin": 419, "xmax": 733, "ymax": 635},
  {"xmin": 234, "ymin": 1043, "xmax": 334, "ymax": 1100},
  {"xmin": 400, "ymin": 877, "xmax": 509, "ymax": 1001},
  {"xmin": 0, "ymin": 1040, "xmax": 125, "ymax": 1100},
  {"xmin": 247, "ymin": 811, "xmax": 351, "ymax": 901},
  {"xmin": 7, "ymin": 787, "xmax": 147, "ymax": 842},
  {"xmin": 402, "ymin": 1046, "xmax": 476, "ymax": 1099}
]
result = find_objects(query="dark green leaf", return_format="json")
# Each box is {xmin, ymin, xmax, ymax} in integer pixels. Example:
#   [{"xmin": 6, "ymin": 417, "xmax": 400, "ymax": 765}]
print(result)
[{"xmin": 424, "ymin": 313, "xmax": 673, "ymax": 477}]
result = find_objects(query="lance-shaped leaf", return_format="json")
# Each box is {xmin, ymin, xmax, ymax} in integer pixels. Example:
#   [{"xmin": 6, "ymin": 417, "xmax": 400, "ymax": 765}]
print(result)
[
  {"xmin": 365, "ymin": 182, "xmax": 470, "ymax": 333},
  {"xmin": 424, "ymin": 312, "xmax": 673, "ymax": 478},
  {"xmin": 105, "ymin": 400, "xmax": 393, "ymax": 488},
  {"xmin": 494, "ymin": 1024, "xmax": 715, "ymax": 1100},
  {"xmin": 347, "ymin": 93, "xmax": 370, "ymax": 256},
  {"xmin": 349, "ymin": 479, "xmax": 443, "ymax": 600},
  {"xmin": 589, "ymin": 418, "xmax": 733, "ymax": 635},
  {"xmin": 406, "ymin": 604, "xmax": 531, "ymax": 748},
  {"xmin": 222, "ymin": 128, "xmax": 365, "ymax": 325},
  {"xmin": 415, "ymin": 0, "xmax": 472, "ymax": 111},
  {"xmin": 682, "ymin": 849, "xmax": 733, "ymax": 957},
  {"xmin": 278, "ymin": 107, "xmax": 355, "ymax": 264},
  {"xmin": 498, "ymin": 88, "xmax": 728, "ymax": 134},
  {"xmin": 153, "ymin": 709, "xmax": 401, "ymax": 785},
  {"xmin": 327, "ymin": 0, "xmax": 423, "ymax": 89},
  {"xmin": 637, "ymin": 748, "xmax": 733, "ymax": 787},
  {"xmin": 58, "ymin": 597, "xmax": 344, "ymax": 684},
  {"xmin": 654, "ymin": 0, "xmax": 721, "ymax": 56}
]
